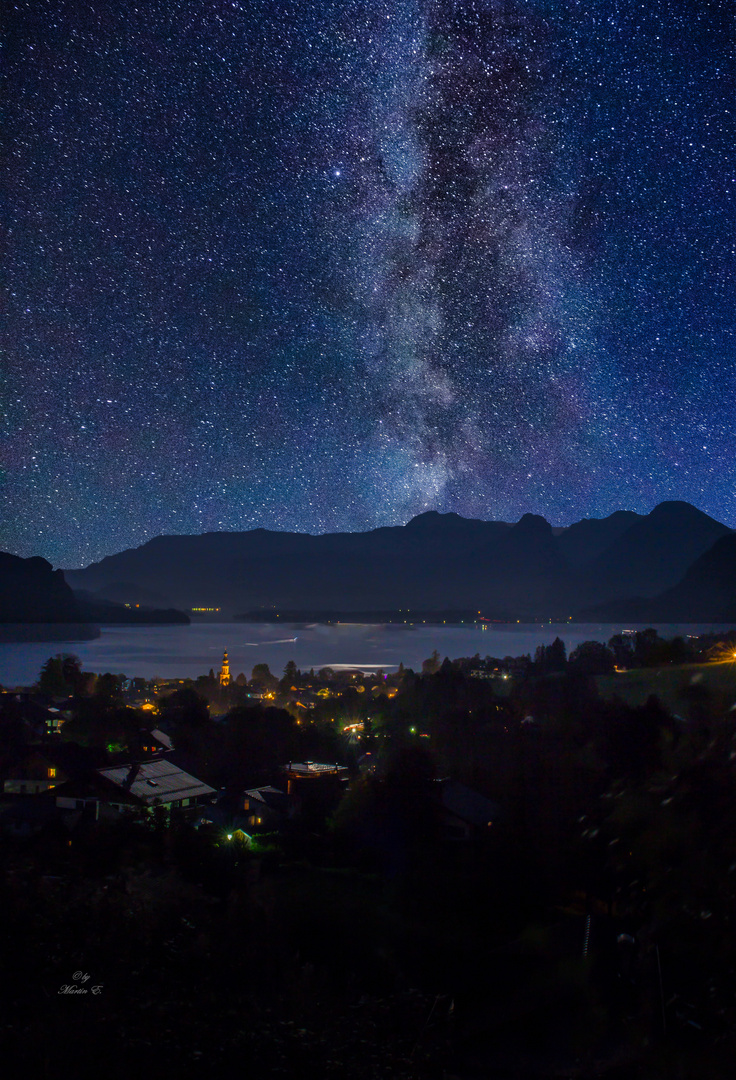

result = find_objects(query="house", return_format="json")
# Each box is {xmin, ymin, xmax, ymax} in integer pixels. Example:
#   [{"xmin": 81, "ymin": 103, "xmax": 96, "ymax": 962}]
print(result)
[
  {"xmin": 46, "ymin": 707, "xmax": 64, "ymax": 732},
  {"xmin": 283, "ymin": 761, "xmax": 349, "ymax": 789},
  {"xmin": 97, "ymin": 759, "xmax": 215, "ymax": 811},
  {"xmin": 52, "ymin": 759, "xmax": 216, "ymax": 819},
  {"xmin": 3, "ymin": 749, "xmax": 70, "ymax": 795},
  {"xmin": 282, "ymin": 761, "xmax": 350, "ymax": 817},
  {"xmin": 138, "ymin": 728, "xmax": 173, "ymax": 755},
  {"xmin": 434, "ymin": 778, "xmax": 500, "ymax": 841},
  {"xmin": 0, "ymin": 690, "xmax": 67, "ymax": 737},
  {"xmin": 197, "ymin": 785, "xmax": 297, "ymax": 832},
  {"xmin": 2, "ymin": 743, "xmax": 105, "ymax": 796},
  {"xmin": 51, "ymin": 774, "xmax": 139, "ymax": 819},
  {"xmin": 240, "ymin": 786, "xmax": 295, "ymax": 829}
]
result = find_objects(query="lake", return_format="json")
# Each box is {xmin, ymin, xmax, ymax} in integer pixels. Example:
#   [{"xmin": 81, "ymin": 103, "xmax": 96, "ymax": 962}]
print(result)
[{"xmin": 2, "ymin": 620, "xmax": 736, "ymax": 686}]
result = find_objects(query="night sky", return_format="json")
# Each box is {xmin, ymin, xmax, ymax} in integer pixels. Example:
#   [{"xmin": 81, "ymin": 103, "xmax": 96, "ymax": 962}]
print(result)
[{"xmin": 3, "ymin": 0, "xmax": 734, "ymax": 568}]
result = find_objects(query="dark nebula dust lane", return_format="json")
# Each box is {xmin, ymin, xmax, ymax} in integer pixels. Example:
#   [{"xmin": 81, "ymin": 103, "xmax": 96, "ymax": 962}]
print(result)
[{"xmin": 2, "ymin": 0, "xmax": 734, "ymax": 566}]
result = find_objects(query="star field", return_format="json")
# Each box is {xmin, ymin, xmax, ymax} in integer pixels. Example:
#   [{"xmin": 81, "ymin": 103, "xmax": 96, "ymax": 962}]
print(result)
[{"xmin": 2, "ymin": 0, "xmax": 734, "ymax": 567}]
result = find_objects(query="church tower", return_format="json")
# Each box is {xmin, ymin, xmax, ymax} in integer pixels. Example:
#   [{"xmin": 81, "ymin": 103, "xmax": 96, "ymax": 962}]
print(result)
[{"xmin": 219, "ymin": 650, "xmax": 231, "ymax": 686}]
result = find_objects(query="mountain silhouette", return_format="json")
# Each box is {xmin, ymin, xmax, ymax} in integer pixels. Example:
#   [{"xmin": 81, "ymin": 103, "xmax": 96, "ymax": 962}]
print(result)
[
  {"xmin": 556, "ymin": 510, "xmax": 642, "ymax": 569},
  {"xmin": 589, "ymin": 532, "xmax": 736, "ymax": 622},
  {"xmin": 570, "ymin": 501, "xmax": 731, "ymax": 610},
  {"xmin": 0, "ymin": 552, "xmax": 82, "ymax": 623},
  {"xmin": 61, "ymin": 501, "xmax": 734, "ymax": 621}
]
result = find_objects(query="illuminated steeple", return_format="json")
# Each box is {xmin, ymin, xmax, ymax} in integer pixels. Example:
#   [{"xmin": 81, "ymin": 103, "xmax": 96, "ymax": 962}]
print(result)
[{"xmin": 219, "ymin": 650, "xmax": 231, "ymax": 686}]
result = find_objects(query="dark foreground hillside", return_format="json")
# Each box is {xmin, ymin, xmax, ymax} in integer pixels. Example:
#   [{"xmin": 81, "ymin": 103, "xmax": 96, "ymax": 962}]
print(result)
[{"xmin": 3, "ymin": 640, "xmax": 736, "ymax": 1078}]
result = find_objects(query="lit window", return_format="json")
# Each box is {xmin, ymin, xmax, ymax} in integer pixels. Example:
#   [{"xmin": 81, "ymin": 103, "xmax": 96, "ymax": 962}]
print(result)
[{"xmin": 48, "ymin": 768, "xmax": 56, "ymax": 778}]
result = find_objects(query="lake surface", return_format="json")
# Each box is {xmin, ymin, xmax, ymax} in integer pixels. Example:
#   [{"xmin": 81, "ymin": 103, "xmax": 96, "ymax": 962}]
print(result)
[{"xmin": 2, "ymin": 621, "xmax": 736, "ymax": 686}]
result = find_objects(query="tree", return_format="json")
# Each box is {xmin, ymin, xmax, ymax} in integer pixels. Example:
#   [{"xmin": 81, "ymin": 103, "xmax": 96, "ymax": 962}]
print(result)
[
  {"xmin": 547, "ymin": 637, "xmax": 567, "ymax": 671},
  {"xmin": 223, "ymin": 704, "xmax": 301, "ymax": 784},
  {"xmin": 534, "ymin": 638, "xmax": 567, "ymax": 674},
  {"xmin": 283, "ymin": 659, "xmax": 299, "ymax": 683},
  {"xmin": 37, "ymin": 654, "xmax": 85, "ymax": 696},
  {"xmin": 332, "ymin": 743, "xmax": 438, "ymax": 870},
  {"xmin": 157, "ymin": 687, "xmax": 210, "ymax": 728},
  {"xmin": 61, "ymin": 703, "xmax": 140, "ymax": 753},
  {"xmin": 93, "ymin": 672, "xmax": 124, "ymax": 704},
  {"xmin": 608, "ymin": 634, "xmax": 633, "ymax": 668},
  {"xmin": 422, "ymin": 650, "xmax": 441, "ymax": 675},
  {"xmin": 568, "ymin": 640, "xmax": 615, "ymax": 676},
  {"xmin": 633, "ymin": 628, "xmax": 663, "ymax": 668},
  {"xmin": 251, "ymin": 663, "xmax": 278, "ymax": 690},
  {"xmin": 280, "ymin": 659, "xmax": 300, "ymax": 691}
]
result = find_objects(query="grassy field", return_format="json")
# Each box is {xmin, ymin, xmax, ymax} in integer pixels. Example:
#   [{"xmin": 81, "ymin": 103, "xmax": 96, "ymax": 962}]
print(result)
[{"xmin": 596, "ymin": 659, "xmax": 736, "ymax": 712}]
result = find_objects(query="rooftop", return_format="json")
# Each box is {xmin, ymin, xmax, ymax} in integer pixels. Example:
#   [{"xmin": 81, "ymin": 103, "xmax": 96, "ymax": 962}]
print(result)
[
  {"xmin": 98, "ymin": 759, "xmax": 215, "ymax": 805},
  {"xmin": 284, "ymin": 761, "xmax": 348, "ymax": 776}
]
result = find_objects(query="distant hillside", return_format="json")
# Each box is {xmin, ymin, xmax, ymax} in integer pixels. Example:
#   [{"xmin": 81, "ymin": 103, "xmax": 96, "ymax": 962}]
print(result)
[
  {"xmin": 73, "ymin": 590, "xmax": 190, "ymax": 625},
  {"xmin": 0, "ymin": 551, "xmax": 189, "ymax": 630},
  {"xmin": 64, "ymin": 502, "xmax": 734, "ymax": 622},
  {"xmin": 80, "ymin": 581, "xmax": 175, "ymax": 609}
]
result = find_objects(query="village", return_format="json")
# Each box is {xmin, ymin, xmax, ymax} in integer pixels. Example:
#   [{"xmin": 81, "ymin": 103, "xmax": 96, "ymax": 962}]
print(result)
[{"xmin": 0, "ymin": 647, "xmax": 506, "ymax": 846}]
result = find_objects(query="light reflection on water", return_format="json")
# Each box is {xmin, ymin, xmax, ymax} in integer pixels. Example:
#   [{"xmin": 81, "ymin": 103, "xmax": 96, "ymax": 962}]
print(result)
[{"xmin": 1, "ymin": 621, "xmax": 735, "ymax": 685}]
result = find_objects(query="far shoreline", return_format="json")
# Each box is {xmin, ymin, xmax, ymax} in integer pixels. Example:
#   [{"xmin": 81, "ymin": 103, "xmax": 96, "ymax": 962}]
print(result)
[
  {"xmin": 3, "ymin": 620, "xmax": 736, "ymax": 689},
  {"xmin": 0, "ymin": 623, "xmax": 100, "ymax": 644}
]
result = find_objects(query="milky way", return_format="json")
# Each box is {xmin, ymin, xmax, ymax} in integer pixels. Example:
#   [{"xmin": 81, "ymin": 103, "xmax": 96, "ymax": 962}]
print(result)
[{"xmin": 2, "ymin": 0, "xmax": 734, "ymax": 567}]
